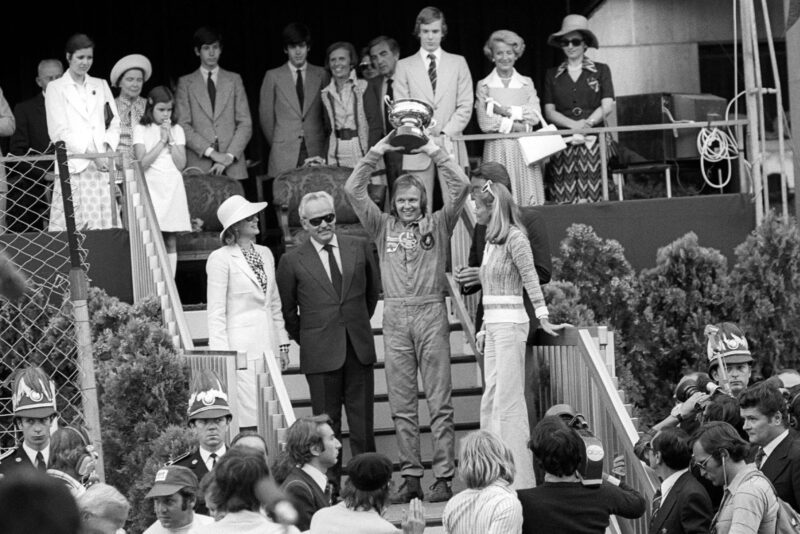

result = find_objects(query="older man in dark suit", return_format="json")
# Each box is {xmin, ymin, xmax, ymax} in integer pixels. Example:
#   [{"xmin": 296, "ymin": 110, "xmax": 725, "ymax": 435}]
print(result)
[
  {"xmin": 455, "ymin": 162, "xmax": 551, "ymax": 431},
  {"xmin": 646, "ymin": 427, "xmax": 712, "ymax": 534},
  {"xmin": 7, "ymin": 59, "xmax": 62, "ymax": 232},
  {"xmin": 175, "ymin": 26, "xmax": 252, "ymax": 179},
  {"xmin": 276, "ymin": 191, "xmax": 379, "ymax": 491},
  {"xmin": 363, "ymin": 35, "xmax": 402, "ymax": 208},
  {"xmin": 740, "ymin": 382, "xmax": 800, "ymax": 511}
]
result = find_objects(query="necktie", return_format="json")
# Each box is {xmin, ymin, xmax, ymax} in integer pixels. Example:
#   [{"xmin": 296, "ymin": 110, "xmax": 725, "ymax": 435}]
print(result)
[
  {"xmin": 296, "ymin": 69, "xmax": 305, "ymax": 111},
  {"xmin": 209, "ymin": 452, "xmax": 217, "ymax": 469},
  {"xmin": 651, "ymin": 488, "xmax": 662, "ymax": 518},
  {"xmin": 427, "ymin": 54, "xmax": 437, "ymax": 93},
  {"xmin": 35, "ymin": 451, "xmax": 47, "ymax": 471},
  {"xmin": 323, "ymin": 244, "xmax": 342, "ymax": 298},
  {"xmin": 384, "ymin": 77, "xmax": 393, "ymax": 133},
  {"xmin": 207, "ymin": 71, "xmax": 216, "ymax": 113},
  {"xmin": 755, "ymin": 447, "xmax": 766, "ymax": 469}
]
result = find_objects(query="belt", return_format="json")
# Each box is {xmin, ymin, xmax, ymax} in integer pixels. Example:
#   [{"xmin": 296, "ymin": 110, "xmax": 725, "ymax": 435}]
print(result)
[
  {"xmin": 384, "ymin": 295, "xmax": 445, "ymax": 305},
  {"xmin": 335, "ymin": 128, "xmax": 358, "ymax": 140},
  {"xmin": 570, "ymin": 107, "xmax": 586, "ymax": 118}
]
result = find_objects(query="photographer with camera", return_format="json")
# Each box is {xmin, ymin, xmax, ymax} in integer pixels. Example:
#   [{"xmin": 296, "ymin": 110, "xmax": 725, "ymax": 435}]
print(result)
[{"xmin": 519, "ymin": 415, "xmax": 645, "ymax": 534}]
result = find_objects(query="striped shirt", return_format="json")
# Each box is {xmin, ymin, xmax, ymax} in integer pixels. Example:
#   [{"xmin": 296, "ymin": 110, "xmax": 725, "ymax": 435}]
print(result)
[
  {"xmin": 443, "ymin": 481, "xmax": 523, "ymax": 534},
  {"xmin": 480, "ymin": 227, "xmax": 547, "ymax": 324},
  {"xmin": 713, "ymin": 465, "xmax": 778, "ymax": 534}
]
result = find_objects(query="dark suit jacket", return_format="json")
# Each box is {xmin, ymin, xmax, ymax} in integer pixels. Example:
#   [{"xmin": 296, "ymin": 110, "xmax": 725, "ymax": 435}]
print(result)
[
  {"xmin": 462, "ymin": 207, "xmax": 552, "ymax": 339},
  {"xmin": 362, "ymin": 75, "xmax": 402, "ymax": 184},
  {"xmin": 9, "ymin": 93, "xmax": 54, "ymax": 180},
  {"xmin": 649, "ymin": 470, "xmax": 712, "ymax": 534},
  {"xmin": 0, "ymin": 445, "xmax": 37, "ymax": 476},
  {"xmin": 281, "ymin": 466, "xmax": 330, "ymax": 532},
  {"xmin": 761, "ymin": 430, "xmax": 800, "ymax": 512},
  {"xmin": 276, "ymin": 234, "xmax": 379, "ymax": 375}
]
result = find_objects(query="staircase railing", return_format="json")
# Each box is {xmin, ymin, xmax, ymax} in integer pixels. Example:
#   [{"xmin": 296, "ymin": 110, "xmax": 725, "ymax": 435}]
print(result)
[
  {"xmin": 532, "ymin": 326, "xmax": 656, "ymax": 534},
  {"xmin": 124, "ymin": 162, "xmax": 194, "ymax": 349},
  {"xmin": 257, "ymin": 353, "xmax": 297, "ymax": 455}
]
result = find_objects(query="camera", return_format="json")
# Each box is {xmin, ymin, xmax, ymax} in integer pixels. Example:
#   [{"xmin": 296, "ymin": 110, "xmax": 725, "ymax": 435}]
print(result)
[
  {"xmin": 674, "ymin": 372, "xmax": 714, "ymax": 403},
  {"xmin": 545, "ymin": 404, "xmax": 605, "ymax": 486}
]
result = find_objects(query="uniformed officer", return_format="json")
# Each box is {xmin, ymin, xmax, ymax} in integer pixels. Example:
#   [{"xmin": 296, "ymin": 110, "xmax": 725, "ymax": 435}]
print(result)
[
  {"xmin": 171, "ymin": 369, "xmax": 232, "ymax": 515},
  {"xmin": 0, "ymin": 366, "xmax": 57, "ymax": 476}
]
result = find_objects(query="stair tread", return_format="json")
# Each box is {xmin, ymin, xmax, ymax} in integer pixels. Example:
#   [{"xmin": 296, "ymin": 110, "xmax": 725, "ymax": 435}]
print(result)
[{"xmin": 291, "ymin": 387, "xmax": 482, "ymax": 407}]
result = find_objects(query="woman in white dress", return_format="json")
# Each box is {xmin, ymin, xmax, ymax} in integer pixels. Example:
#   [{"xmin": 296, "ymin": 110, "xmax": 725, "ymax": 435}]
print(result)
[
  {"xmin": 133, "ymin": 85, "xmax": 192, "ymax": 277},
  {"xmin": 206, "ymin": 195, "xmax": 290, "ymax": 428},
  {"xmin": 45, "ymin": 33, "xmax": 121, "ymax": 231}
]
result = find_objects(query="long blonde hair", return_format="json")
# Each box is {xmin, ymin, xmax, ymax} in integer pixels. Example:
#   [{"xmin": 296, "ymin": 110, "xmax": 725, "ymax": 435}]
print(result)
[
  {"xmin": 458, "ymin": 430, "xmax": 515, "ymax": 488},
  {"xmin": 473, "ymin": 180, "xmax": 526, "ymax": 244}
]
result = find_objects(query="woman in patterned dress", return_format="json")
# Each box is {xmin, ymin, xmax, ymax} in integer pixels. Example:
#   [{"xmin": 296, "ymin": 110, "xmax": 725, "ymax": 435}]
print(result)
[
  {"xmin": 543, "ymin": 15, "xmax": 615, "ymax": 204},
  {"xmin": 45, "ymin": 33, "xmax": 121, "ymax": 230},
  {"xmin": 475, "ymin": 30, "xmax": 545, "ymax": 207},
  {"xmin": 110, "ymin": 54, "xmax": 151, "ymax": 170}
]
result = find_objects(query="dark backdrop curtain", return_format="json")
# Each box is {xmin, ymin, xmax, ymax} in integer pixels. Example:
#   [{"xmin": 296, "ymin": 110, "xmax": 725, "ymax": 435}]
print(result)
[{"xmin": 4, "ymin": 1, "xmax": 600, "ymax": 168}]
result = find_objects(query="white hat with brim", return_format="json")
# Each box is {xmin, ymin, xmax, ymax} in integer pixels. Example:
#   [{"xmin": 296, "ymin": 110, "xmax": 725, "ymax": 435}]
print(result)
[
  {"xmin": 110, "ymin": 54, "xmax": 153, "ymax": 87},
  {"xmin": 547, "ymin": 14, "xmax": 600, "ymax": 49},
  {"xmin": 217, "ymin": 195, "xmax": 268, "ymax": 239}
]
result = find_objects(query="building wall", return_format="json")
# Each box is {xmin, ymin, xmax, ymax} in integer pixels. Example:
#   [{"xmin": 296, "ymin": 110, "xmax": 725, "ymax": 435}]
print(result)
[{"xmin": 586, "ymin": 0, "xmax": 786, "ymax": 97}]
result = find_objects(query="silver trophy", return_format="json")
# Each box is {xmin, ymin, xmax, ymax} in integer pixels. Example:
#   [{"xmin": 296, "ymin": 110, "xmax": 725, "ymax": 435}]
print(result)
[{"xmin": 384, "ymin": 97, "xmax": 437, "ymax": 152}]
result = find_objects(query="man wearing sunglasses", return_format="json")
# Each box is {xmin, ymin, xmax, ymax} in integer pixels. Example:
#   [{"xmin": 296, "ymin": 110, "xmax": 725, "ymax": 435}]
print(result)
[{"xmin": 276, "ymin": 191, "xmax": 380, "ymax": 496}]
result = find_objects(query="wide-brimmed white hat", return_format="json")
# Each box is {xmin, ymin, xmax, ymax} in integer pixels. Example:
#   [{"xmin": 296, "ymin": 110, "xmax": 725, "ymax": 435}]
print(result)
[
  {"xmin": 547, "ymin": 14, "xmax": 599, "ymax": 49},
  {"xmin": 110, "ymin": 54, "xmax": 152, "ymax": 87},
  {"xmin": 217, "ymin": 195, "xmax": 267, "ymax": 238}
]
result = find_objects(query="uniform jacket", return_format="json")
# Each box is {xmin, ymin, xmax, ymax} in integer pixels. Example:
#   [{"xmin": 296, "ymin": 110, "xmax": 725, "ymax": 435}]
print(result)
[
  {"xmin": 275, "ymin": 234, "xmax": 379, "ymax": 375},
  {"xmin": 649, "ymin": 470, "xmax": 713, "ymax": 534},
  {"xmin": 44, "ymin": 72, "xmax": 120, "ymax": 174},
  {"xmin": 281, "ymin": 466, "xmax": 331, "ymax": 532},
  {"xmin": 393, "ymin": 50, "xmax": 473, "ymax": 169},
  {"xmin": 760, "ymin": 430, "xmax": 800, "ymax": 512},
  {"xmin": 175, "ymin": 68, "xmax": 252, "ymax": 179},
  {"xmin": 259, "ymin": 63, "xmax": 329, "ymax": 177},
  {"xmin": 0, "ymin": 445, "xmax": 37, "ymax": 476}
]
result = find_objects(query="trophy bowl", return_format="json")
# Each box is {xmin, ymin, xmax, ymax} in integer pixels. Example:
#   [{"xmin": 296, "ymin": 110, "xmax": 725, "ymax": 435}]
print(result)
[{"xmin": 385, "ymin": 97, "xmax": 437, "ymax": 152}]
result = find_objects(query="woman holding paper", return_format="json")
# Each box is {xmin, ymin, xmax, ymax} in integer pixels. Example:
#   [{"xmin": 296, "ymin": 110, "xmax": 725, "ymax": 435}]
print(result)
[
  {"xmin": 543, "ymin": 14, "xmax": 615, "ymax": 204},
  {"xmin": 475, "ymin": 30, "xmax": 544, "ymax": 206}
]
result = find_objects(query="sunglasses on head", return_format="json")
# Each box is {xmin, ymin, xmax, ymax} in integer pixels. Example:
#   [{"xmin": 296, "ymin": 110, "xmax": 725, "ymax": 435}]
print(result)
[
  {"xmin": 561, "ymin": 38, "xmax": 584, "ymax": 47},
  {"xmin": 307, "ymin": 213, "xmax": 335, "ymax": 227}
]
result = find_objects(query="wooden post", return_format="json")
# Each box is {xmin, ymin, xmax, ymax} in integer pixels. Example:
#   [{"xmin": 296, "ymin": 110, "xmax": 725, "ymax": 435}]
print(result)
[{"xmin": 785, "ymin": 0, "xmax": 800, "ymax": 222}]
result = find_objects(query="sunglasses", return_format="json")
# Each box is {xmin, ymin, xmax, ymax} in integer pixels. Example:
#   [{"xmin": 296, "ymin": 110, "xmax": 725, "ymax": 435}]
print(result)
[
  {"xmin": 306, "ymin": 213, "xmax": 335, "ymax": 227},
  {"xmin": 691, "ymin": 455, "xmax": 714, "ymax": 473},
  {"xmin": 561, "ymin": 38, "xmax": 585, "ymax": 47}
]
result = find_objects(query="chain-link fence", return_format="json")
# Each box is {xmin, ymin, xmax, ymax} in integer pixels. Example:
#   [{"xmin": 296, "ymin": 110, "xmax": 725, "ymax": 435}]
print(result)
[{"xmin": 0, "ymin": 144, "xmax": 101, "ymax": 454}]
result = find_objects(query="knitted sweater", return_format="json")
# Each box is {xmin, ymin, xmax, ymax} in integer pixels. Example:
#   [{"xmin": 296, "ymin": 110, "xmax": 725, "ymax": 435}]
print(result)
[{"xmin": 480, "ymin": 226, "xmax": 547, "ymax": 322}]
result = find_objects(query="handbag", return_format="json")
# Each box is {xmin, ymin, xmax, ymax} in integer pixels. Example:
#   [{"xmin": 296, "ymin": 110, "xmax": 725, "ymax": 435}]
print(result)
[
  {"xmin": 518, "ymin": 110, "xmax": 567, "ymax": 166},
  {"xmin": 104, "ymin": 102, "xmax": 113, "ymax": 130}
]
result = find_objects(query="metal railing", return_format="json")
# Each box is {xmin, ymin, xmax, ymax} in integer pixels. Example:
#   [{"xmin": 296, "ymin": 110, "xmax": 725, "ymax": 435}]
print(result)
[
  {"xmin": 532, "ymin": 326, "xmax": 657, "ymax": 534},
  {"xmin": 124, "ymin": 161, "xmax": 194, "ymax": 350}
]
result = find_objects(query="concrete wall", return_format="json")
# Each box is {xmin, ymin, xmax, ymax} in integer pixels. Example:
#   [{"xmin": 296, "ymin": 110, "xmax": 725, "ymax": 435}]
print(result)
[{"xmin": 585, "ymin": 0, "xmax": 786, "ymax": 97}]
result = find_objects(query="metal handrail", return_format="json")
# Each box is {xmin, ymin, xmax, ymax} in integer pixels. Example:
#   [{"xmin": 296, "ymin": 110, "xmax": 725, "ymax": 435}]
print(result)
[{"xmin": 125, "ymin": 161, "xmax": 194, "ymax": 350}]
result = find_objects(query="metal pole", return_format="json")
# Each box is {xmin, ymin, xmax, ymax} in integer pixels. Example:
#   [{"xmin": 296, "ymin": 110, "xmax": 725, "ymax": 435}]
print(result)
[
  {"xmin": 55, "ymin": 142, "xmax": 104, "ymax": 481},
  {"xmin": 740, "ymin": 0, "xmax": 765, "ymax": 225},
  {"xmin": 599, "ymin": 133, "xmax": 610, "ymax": 201},
  {"xmin": 785, "ymin": 0, "xmax": 800, "ymax": 221}
]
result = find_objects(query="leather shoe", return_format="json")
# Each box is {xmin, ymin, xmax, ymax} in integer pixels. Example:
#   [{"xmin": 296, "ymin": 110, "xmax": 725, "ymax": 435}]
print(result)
[
  {"xmin": 389, "ymin": 476, "xmax": 424, "ymax": 504},
  {"xmin": 426, "ymin": 478, "xmax": 453, "ymax": 503}
]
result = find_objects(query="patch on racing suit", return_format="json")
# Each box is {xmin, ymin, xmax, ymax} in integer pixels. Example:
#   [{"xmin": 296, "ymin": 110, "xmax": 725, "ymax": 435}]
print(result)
[
  {"xmin": 386, "ymin": 230, "xmax": 418, "ymax": 253},
  {"xmin": 420, "ymin": 233, "xmax": 434, "ymax": 250}
]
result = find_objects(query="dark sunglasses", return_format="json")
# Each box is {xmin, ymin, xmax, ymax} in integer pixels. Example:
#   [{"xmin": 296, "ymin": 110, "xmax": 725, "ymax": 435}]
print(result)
[
  {"xmin": 561, "ymin": 38, "xmax": 584, "ymax": 47},
  {"xmin": 307, "ymin": 213, "xmax": 335, "ymax": 227},
  {"xmin": 691, "ymin": 455, "xmax": 714, "ymax": 473}
]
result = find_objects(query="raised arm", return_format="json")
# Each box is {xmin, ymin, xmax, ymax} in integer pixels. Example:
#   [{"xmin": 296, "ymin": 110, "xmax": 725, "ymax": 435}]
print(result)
[
  {"xmin": 345, "ymin": 139, "xmax": 393, "ymax": 240},
  {"xmin": 435, "ymin": 147, "xmax": 470, "ymax": 233}
]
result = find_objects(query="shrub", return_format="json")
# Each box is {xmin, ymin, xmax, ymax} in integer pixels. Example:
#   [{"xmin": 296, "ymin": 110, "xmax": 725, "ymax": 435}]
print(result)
[
  {"xmin": 730, "ymin": 212, "xmax": 800, "ymax": 374},
  {"xmin": 625, "ymin": 232, "xmax": 734, "ymax": 425},
  {"xmin": 542, "ymin": 280, "xmax": 597, "ymax": 326}
]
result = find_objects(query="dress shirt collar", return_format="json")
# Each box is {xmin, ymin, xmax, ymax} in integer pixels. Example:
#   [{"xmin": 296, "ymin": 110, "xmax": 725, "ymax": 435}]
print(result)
[
  {"xmin": 23, "ymin": 442, "xmax": 48, "ymax": 466},
  {"xmin": 310, "ymin": 234, "xmax": 339, "ymax": 252},
  {"xmin": 419, "ymin": 48, "xmax": 442, "ymax": 64},
  {"xmin": 763, "ymin": 429, "xmax": 790, "ymax": 460},
  {"xmin": 555, "ymin": 56, "xmax": 598, "ymax": 78},
  {"xmin": 301, "ymin": 463, "xmax": 328, "ymax": 492},
  {"xmin": 485, "ymin": 68, "xmax": 528, "ymax": 89},
  {"xmin": 200, "ymin": 66, "xmax": 219, "ymax": 82},
  {"xmin": 289, "ymin": 62, "xmax": 307, "ymax": 74},
  {"xmin": 63, "ymin": 71, "xmax": 91, "ymax": 89},
  {"xmin": 199, "ymin": 444, "xmax": 225, "ymax": 468},
  {"xmin": 659, "ymin": 468, "xmax": 688, "ymax": 504}
]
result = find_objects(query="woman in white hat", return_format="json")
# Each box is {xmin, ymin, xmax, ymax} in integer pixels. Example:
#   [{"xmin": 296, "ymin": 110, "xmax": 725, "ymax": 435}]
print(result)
[
  {"xmin": 206, "ymin": 195, "xmax": 290, "ymax": 429},
  {"xmin": 45, "ymin": 33, "xmax": 121, "ymax": 231},
  {"xmin": 542, "ymin": 14, "xmax": 615, "ymax": 204},
  {"xmin": 110, "ymin": 53, "xmax": 152, "ymax": 169}
]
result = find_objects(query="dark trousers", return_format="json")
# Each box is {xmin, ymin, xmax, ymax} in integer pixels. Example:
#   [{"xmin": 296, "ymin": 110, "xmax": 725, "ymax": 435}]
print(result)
[{"xmin": 305, "ymin": 335, "xmax": 375, "ymax": 487}]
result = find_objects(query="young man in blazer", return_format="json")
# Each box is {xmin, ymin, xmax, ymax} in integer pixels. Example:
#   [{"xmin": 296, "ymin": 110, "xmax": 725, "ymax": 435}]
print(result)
[
  {"xmin": 176, "ymin": 26, "xmax": 252, "ymax": 179},
  {"xmin": 259, "ymin": 23, "xmax": 329, "ymax": 177},
  {"xmin": 393, "ymin": 6, "xmax": 473, "ymax": 213},
  {"xmin": 740, "ymin": 382, "xmax": 800, "ymax": 511},
  {"xmin": 646, "ymin": 427, "xmax": 712, "ymax": 534},
  {"xmin": 276, "ymin": 191, "xmax": 380, "ymax": 490}
]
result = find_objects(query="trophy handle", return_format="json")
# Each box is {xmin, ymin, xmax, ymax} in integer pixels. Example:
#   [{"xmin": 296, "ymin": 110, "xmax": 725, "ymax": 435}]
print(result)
[{"xmin": 383, "ymin": 95, "xmax": 394, "ymax": 109}]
